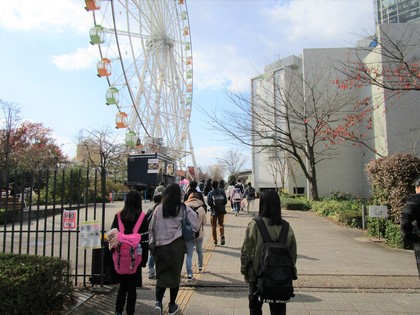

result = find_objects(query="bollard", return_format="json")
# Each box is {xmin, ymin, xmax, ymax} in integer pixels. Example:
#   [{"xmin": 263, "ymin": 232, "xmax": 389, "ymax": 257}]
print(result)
[{"xmin": 362, "ymin": 204, "xmax": 366, "ymax": 229}]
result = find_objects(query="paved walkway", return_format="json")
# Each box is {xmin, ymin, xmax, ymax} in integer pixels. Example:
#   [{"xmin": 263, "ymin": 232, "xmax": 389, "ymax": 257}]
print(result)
[{"xmin": 67, "ymin": 201, "xmax": 420, "ymax": 315}]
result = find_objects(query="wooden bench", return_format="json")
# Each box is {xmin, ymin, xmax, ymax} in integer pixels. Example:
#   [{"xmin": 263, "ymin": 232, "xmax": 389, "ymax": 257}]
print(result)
[{"xmin": 0, "ymin": 195, "xmax": 24, "ymax": 210}]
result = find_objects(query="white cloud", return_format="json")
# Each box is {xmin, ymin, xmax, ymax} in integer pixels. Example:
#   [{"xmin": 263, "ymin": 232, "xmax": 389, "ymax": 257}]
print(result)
[
  {"xmin": 193, "ymin": 44, "xmax": 259, "ymax": 92},
  {"xmin": 263, "ymin": 0, "xmax": 374, "ymax": 48},
  {"xmin": 192, "ymin": 145, "xmax": 229, "ymax": 168},
  {"xmin": 51, "ymin": 45, "xmax": 98, "ymax": 71},
  {"xmin": 1, "ymin": 0, "xmax": 92, "ymax": 34},
  {"xmin": 190, "ymin": 0, "xmax": 374, "ymax": 93}
]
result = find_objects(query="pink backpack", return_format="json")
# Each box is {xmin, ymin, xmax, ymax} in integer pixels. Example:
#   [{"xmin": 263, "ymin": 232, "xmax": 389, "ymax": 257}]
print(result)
[
  {"xmin": 232, "ymin": 188, "xmax": 243, "ymax": 202},
  {"xmin": 112, "ymin": 211, "xmax": 145, "ymax": 275}
]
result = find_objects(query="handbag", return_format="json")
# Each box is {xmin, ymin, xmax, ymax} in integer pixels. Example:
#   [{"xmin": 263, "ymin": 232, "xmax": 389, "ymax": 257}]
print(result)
[{"xmin": 181, "ymin": 204, "xmax": 195, "ymax": 242}]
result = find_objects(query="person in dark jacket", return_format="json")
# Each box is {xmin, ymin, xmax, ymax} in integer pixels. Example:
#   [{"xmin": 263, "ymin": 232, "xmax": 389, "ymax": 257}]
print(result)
[
  {"xmin": 401, "ymin": 176, "xmax": 420, "ymax": 277},
  {"xmin": 207, "ymin": 180, "xmax": 227, "ymax": 245},
  {"xmin": 240, "ymin": 190, "xmax": 297, "ymax": 315},
  {"xmin": 203, "ymin": 179, "xmax": 212, "ymax": 197},
  {"xmin": 109, "ymin": 190, "xmax": 149, "ymax": 315}
]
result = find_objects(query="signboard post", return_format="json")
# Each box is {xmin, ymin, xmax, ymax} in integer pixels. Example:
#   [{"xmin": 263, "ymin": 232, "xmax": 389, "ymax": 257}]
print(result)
[{"xmin": 368, "ymin": 206, "xmax": 388, "ymax": 240}]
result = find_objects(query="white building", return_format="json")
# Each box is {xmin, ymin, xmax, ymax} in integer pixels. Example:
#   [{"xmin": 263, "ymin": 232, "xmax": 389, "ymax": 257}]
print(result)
[{"xmin": 252, "ymin": 23, "xmax": 420, "ymax": 199}]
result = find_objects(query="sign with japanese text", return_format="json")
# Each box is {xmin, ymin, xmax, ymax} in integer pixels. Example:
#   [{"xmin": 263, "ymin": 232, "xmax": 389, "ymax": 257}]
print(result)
[
  {"xmin": 63, "ymin": 209, "xmax": 77, "ymax": 231},
  {"xmin": 368, "ymin": 206, "xmax": 388, "ymax": 218},
  {"xmin": 79, "ymin": 221, "xmax": 101, "ymax": 249}
]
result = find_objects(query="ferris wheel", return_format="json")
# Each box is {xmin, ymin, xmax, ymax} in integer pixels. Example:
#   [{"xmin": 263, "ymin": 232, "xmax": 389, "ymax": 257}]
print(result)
[{"xmin": 84, "ymin": 0, "xmax": 197, "ymax": 172}]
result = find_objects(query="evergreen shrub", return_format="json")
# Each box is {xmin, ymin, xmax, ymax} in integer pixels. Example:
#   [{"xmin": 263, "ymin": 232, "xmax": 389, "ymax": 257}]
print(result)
[
  {"xmin": 281, "ymin": 195, "xmax": 311, "ymax": 211},
  {"xmin": 0, "ymin": 253, "xmax": 75, "ymax": 315}
]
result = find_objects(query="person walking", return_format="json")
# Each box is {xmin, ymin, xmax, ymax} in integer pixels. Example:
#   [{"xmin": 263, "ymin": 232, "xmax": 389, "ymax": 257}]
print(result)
[
  {"xmin": 240, "ymin": 190, "xmax": 297, "ymax": 315},
  {"xmin": 146, "ymin": 194, "xmax": 163, "ymax": 279},
  {"xmin": 154, "ymin": 182, "xmax": 165, "ymax": 196},
  {"xmin": 235, "ymin": 179, "xmax": 244, "ymax": 194},
  {"xmin": 108, "ymin": 190, "xmax": 149, "ymax": 315},
  {"xmin": 148, "ymin": 183, "xmax": 199, "ymax": 315},
  {"xmin": 203, "ymin": 179, "xmax": 212, "ymax": 198},
  {"xmin": 183, "ymin": 180, "xmax": 206, "ymax": 207},
  {"xmin": 207, "ymin": 180, "xmax": 227, "ymax": 245},
  {"xmin": 199, "ymin": 180, "xmax": 205, "ymax": 192},
  {"xmin": 226, "ymin": 180, "xmax": 235, "ymax": 209},
  {"xmin": 401, "ymin": 176, "xmax": 420, "ymax": 277},
  {"xmin": 230, "ymin": 185, "xmax": 243, "ymax": 216},
  {"xmin": 184, "ymin": 192, "xmax": 207, "ymax": 280},
  {"xmin": 243, "ymin": 182, "xmax": 257, "ymax": 213}
]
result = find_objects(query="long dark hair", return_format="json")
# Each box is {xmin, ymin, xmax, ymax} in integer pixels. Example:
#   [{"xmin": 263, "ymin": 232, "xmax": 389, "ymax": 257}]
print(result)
[
  {"xmin": 162, "ymin": 183, "xmax": 182, "ymax": 218},
  {"xmin": 259, "ymin": 190, "xmax": 282, "ymax": 225},
  {"xmin": 121, "ymin": 190, "xmax": 142, "ymax": 222},
  {"xmin": 219, "ymin": 179, "xmax": 225, "ymax": 189}
]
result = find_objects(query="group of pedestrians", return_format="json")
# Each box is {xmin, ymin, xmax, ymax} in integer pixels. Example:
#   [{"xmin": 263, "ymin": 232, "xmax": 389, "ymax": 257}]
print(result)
[
  {"xmin": 107, "ymin": 177, "xmax": 297, "ymax": 315},
  {"xmin": 105, "ymin": 171, "xmax": 420, "ymax": 315},
  {"xmin": 226, "ymin": 179, "xmax": 257, "ymax": 215}
]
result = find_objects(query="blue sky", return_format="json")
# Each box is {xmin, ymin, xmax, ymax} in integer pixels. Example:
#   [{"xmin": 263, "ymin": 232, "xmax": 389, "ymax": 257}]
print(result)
[{"xmin": 0, "ymin": 0, "xmax": 374, "ymax": 170}]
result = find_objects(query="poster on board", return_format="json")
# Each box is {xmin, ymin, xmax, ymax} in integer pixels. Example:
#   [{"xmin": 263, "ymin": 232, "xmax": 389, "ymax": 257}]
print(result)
[
  {"xmin": 147, "ymin": 158, "xmax": 159, "ymax": 173},
  {"xmin": 79, "ymin": 221, "xmax": 101, "ymax": 249},
  {"xmin": 63, "ymin": 209, "xmax": 77, "ymax": 231}
]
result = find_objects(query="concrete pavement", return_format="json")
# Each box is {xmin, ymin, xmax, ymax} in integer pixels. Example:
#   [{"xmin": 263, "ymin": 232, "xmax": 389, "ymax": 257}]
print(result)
[{"xmin": 67, "ymin": 201, "xmax": 420, "ymax": 315}]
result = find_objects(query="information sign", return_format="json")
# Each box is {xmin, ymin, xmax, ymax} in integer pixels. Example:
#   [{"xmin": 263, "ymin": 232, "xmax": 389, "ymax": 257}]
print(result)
[{"xmin": 368, "ymin": 206, "xmax": 388, "ymax": 218}]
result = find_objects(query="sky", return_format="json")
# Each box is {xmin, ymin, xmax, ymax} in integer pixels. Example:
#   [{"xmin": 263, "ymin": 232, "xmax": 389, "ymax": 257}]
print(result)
[{"xmin": 0, "ymin": 0, "xmax": 375, "ymax": 171}]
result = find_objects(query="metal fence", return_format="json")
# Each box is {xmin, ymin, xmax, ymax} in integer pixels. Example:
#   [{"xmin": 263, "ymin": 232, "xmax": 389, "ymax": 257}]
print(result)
[{"xmin": 0, "ymin": 167, "xmax": 109, "ymax": 287}]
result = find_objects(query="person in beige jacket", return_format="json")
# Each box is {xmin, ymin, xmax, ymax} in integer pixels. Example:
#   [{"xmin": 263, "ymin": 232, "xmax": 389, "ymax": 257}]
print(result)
[
  {"xmin": 185, "ymin": 192, "xmax": 207, "ymax": 280},
  {"xmin": 240, "ymin": 190, "xmax": 297, "ymax": 315}
]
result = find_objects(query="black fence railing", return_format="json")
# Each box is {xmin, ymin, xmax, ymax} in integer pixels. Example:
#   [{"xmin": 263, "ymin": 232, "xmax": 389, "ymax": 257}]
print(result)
[{"xmin": 0, "ymin": 167, "xmax": 108, "ymax": 287}]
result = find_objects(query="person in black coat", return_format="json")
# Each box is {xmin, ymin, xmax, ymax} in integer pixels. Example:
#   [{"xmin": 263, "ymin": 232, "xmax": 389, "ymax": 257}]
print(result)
[
  {"xmin": 401, "ymin": 176, "xmax": 420, "ymax": 277},
  {"xmin": 110, "ymin": 190, "xmax": 149, "ymax": 315}
]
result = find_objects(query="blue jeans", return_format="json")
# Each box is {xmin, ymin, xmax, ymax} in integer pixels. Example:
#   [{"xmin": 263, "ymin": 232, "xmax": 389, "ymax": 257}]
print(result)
[
  {"xmin": 233, "ymin": 202, "xmax": 241, "ymax": 213},
  {"xmin": 148, "ymin": 254, "xmax": 155, "ymax": 276},
  {"xmin": 185, "ymin": 238, "xmax": 204, "ymax": 276},
  {"xmin": 195, "ymin": 238, "xmax": 204, "ymax": 269},
  {"xmin": 185, "ymin": 240, "xmax": 195, "ymax": 276}
]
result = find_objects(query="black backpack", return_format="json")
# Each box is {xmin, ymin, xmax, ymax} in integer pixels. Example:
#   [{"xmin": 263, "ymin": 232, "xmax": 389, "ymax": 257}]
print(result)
[
  {"xmin": 248, "ymin": 187, "xmax": 256, "ymax": 198},
  {"xmin": 211, "ymin": 190, "xmax": 226, "ymax": 215},
  {"xmin": 254, "ymin": 218, "xmax": 295, "ymax": 303}
]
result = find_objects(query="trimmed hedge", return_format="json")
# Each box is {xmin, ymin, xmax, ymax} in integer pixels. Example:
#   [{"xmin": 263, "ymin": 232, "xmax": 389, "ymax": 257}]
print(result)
[
  {"xmin": 0, "ymin": 253, "xmax": 75, "ymax": 315},
  {"xmin": 312, "ymin": 199, "xmax": 364, "ymax": 228},
  {"xmin": 281, "ymin": 194, "xmax": 312, "ymax": 211}
]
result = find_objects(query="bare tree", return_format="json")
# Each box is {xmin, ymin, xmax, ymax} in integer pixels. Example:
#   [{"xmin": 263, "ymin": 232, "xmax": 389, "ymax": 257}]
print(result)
[
  {"xmin": 77, "ymin": 126, "xmax": 127, "ymax": 174},
  {"xmin": 265, "ymin": 146, "xmax": 287, "ymax": 192},
  {"xmin": 216, "ymin": 148, "xmax": 248, "ymax": 177},
  {"xmin": 0, "ymin": 100, "xmax": 21, "ymax": 172},
  {"xmin": 206, "ymin": 63, "xmax": 360, "ymax": 200},
  {"xmin": 206, "ymin": 164, "xmax": 225, "ymax": 182},
  {"xmin": 329, "ymin": 24, "xmax": 420, "ymax": 155},
  {"xmin": 337, "ymin": 24, "xmax": 420, "ymax": 94},
  {"xmin": 0, "ymin": 101, "xmax": 67, "ymax": 172},
  {"xmin": 77, "ymin": 126, "xmax": 129, "ymax": 201}
]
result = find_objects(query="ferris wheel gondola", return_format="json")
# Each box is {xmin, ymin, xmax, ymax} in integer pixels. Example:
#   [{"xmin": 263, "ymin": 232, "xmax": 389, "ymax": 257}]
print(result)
[{"xmin": 84, "ymin": 0, "xmax": 197, "ymax": 174}]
